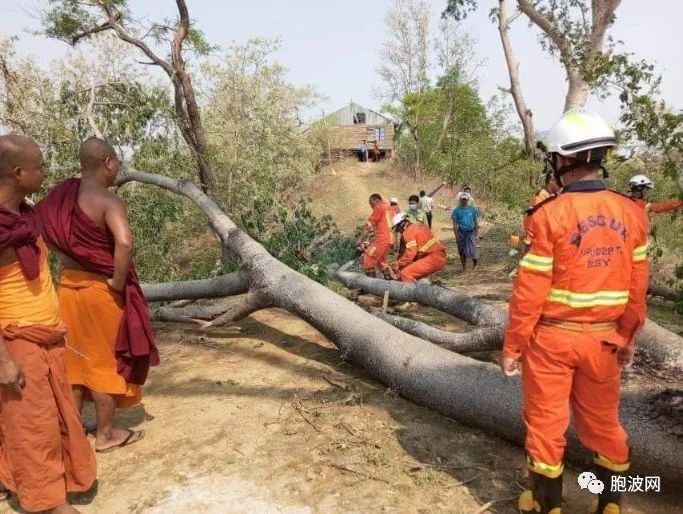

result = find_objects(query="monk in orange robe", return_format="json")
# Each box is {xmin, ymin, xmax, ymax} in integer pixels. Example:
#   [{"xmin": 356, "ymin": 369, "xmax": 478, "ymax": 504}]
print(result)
[
  {"xmin": 38, "ymin": 137, "xmax": 157, "ymax": 453},
  {"xmin": 0, "ymin": 135, "xmax": 96, "ymax": 513}
]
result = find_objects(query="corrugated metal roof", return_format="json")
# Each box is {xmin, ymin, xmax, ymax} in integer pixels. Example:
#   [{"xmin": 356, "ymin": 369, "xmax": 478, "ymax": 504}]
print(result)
[{"xmin": 326, "ymin": 102, "xmax": 393, "ymax": 126}]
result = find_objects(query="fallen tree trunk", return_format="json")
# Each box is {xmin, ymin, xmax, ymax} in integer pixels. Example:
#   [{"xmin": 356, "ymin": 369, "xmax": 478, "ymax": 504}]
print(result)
[
  {"xmin": 373, "ymin": 311, "xmax": 503, "ymax": 353},
  {"xmin": 142, "ymin": 271, "xmax": 249, "ymax": 302},
  {"xmin": 648, "ymin": 283, "xmax": 679, "ymax": 302},
  {"xmin": 119, "ymin": 166, "xmax": 682, "ymax": 483},
  {"xmin": 337, "ymin": 271, "xmax": 683, "ymax": 372},
  {"xmin": 334, "ymin": 270, "xmax": 506, "ymax": 326}
]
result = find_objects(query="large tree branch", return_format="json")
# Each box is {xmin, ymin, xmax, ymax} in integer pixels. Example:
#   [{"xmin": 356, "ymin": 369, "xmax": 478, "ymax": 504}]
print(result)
[
  {"xmin": 589, "ymin": 0, "xmax": 621, "ymax": 52},
  {"xmin": 517, "ymin": 0, "xmax": 574, "ymax": 67},
  {"xmin": 141, "ymin": 271, "xmax": 249, "ymax": 302},
  {"xmin": 499, "ymin": 0, "xmax": 535, "ymax": 156},
  {"xmin": 334, "ymin": 270, "xmax": 506, "ymax": 326},
  {"xmin": 373, "ymin": 311, "xmax": 503, "ymax": 353}
]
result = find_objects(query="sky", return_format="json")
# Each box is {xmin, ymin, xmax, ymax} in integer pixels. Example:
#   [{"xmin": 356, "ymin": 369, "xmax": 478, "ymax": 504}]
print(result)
[{"xmin": 1, "ymin": 0, "xmax": 682, "ymax": 131}]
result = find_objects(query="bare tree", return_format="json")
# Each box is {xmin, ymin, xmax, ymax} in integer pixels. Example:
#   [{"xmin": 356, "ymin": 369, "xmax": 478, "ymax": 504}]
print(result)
[
  {"xmin": 42, "ymin": 0, "xmax": 217, "ymax": 195},
  {"xmin": 496, "ymin": 0, "xmax": 535, "ymax": 156},
  {"xmin": 377, "ymin": 0, "xmax": 431, "ymax": 176},
  {"xmin": 377, "ymin": 0, "xmax": 431, "ymax": 103}
]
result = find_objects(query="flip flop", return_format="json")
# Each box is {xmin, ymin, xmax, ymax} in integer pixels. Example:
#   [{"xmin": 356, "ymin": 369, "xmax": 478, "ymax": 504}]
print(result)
[{"xmin": 95, "ymin": 429, "xmax": 145, "ymax": 453}]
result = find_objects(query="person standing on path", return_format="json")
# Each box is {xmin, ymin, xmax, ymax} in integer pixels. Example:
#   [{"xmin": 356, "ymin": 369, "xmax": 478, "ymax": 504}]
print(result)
[
  {"xmin": 419, "ymin": 183, "xmax": 446, "ymax": 229},
  {"xmin": 451, "ymin": 192, "xmax": 479, "ymax": 272}
]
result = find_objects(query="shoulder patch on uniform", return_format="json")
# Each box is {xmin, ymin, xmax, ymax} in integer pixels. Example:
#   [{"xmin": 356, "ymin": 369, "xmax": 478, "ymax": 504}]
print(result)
[{"xmin": 526, "ymin": 193, "xmax": 559, "ymax": 216}]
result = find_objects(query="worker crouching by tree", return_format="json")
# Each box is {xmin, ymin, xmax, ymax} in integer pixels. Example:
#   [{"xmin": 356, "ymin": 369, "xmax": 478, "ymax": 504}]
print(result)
[
  {"xmin": 358, "ymin": 193, "xmax": 394, "ymax": 279},
  {"xmin": 501, "ymin": 108, "xmax": 649, "ymax": 514},
  {"xmin": 391, "ymin": 213, "xmax": 447, "ymax": 282}
]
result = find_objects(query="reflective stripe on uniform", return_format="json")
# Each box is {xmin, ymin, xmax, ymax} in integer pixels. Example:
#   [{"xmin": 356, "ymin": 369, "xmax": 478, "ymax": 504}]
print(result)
[
  {"xmin": 633, "ymin": 245, "xmax": 648, "ymax": 262},
  {"xmin": 527, "ymin": 457, "xmax": 564, "ymax": 479},
  {"xmin": 367, "ymin": 246, "xmax": 376, "ymax": 256},
  {"xmin": 419, "ymin": 237, "xmax": 439, "ymax": 252},
  {"xmin": 594, "ymin": 453, "xmax": 631, "ymax": 473},
  {"xmin": 519, "ymin": 253, "xmax": 553, "ymax": 272},
  {"xmin": 405, "ymin": 241, "xmax": 417, "ymax": 248},
  {"xmin": 547, "ymin": 288, "xmax": 629, "ymax": 308}
]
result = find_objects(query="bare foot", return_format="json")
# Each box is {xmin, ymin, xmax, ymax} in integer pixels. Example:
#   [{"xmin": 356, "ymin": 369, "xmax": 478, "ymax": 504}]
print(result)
[
  {"xmin": 51, "ymin": 503, "xmax": 81, "ymax": 513},
  {"xmin": 95, "ymin": 429, "xmax": 145, "ymax": 453}
]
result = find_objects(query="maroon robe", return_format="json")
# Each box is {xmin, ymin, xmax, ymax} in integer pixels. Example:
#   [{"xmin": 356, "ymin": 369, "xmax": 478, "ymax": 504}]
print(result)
[
  {"xmin": 36, "ymin": 178, "xmax": 158, "ymax": 385},
  {"xmin": 0, "ymin": 202, "xmax": 41, "ymax": 280}
]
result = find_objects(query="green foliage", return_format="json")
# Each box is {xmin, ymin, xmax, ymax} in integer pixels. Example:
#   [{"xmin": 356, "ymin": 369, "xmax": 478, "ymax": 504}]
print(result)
[
  {"xmin": 203, "ymin": 38, "xmax": 320, "ymax": 215},
  {"xmin": 442, "ymin": 0, "xmax": 478, "ymax": 20},
  {"xmin": 240, "ymin": 196, "xmax": 355, "ymax": 284},
  {"xmin": 42, "ymin": 0, "xmax": 129, "ymax": 43}
]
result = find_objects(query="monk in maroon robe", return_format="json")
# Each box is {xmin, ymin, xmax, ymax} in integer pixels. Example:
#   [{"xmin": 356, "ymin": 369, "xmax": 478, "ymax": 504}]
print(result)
[{"xmin": 37, "ymin": 137, "xmax": 157, "ymax": 452}]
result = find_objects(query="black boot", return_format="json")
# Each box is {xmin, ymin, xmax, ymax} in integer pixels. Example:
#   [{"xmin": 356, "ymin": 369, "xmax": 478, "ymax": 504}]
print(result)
[
  {"xmin": 518, "ymin": 469, "xmax": 563, "ymax": 513},
  {"xmin": 590, "ymin": 454, "xmax": 630, "ymax": 514}
]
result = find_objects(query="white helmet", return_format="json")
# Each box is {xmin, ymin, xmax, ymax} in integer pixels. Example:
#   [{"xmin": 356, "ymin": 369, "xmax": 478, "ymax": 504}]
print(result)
[
  {"xmin": 544, "ymin": 108, "xmax": 616, "ymax": 157},
  {"xmin": 629, "ymin": 174, "xmax": 653, "ymax": 189},
  {"xmin": 389, "ymin": 197, "xmax": 399, "ymax": 204},
  {"xmin": 391, "ymin": 212, "xmax": 407, "ymax": 229}
]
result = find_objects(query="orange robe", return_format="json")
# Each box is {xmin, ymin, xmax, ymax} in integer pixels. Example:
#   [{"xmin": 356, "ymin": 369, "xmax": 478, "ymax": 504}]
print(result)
[
  {"xmin": 59, "ymin": 270, "xmax": 141, "ymax": 407},
  {"xmin": 0, "ymin": 241, "xmax": 96, "ymax": 512}
]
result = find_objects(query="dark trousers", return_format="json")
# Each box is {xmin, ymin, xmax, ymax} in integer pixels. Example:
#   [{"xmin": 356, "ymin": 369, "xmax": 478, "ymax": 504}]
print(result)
[{"xmin": 426, "ymin": 211, "xmax": 433, "ymax": 229}]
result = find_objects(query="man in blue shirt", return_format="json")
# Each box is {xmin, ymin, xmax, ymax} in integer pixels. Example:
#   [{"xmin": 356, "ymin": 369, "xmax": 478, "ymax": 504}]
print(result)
[{"xmin": 451, "ymin": 192, "xmax": 479, "ymax": 271}]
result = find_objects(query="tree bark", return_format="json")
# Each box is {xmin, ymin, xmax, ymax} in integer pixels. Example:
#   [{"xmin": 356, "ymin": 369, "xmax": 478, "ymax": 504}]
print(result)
[
  {"xmin": 373, "ymin": 310, "xmax": 503, "ymax": 353},
  {"xmin": 498, "ymin": 1, "xmax": 535, "ymax": 155},
  {"xmin": 648, "ymin": 283, "xmax": 679, "ymax": 302},
  {"xmin": 118, "ymin": 166, "xmax": 682, "ymax": 482},
  {"xmin": 334, "ymin": 270, "xmax": 506, "ymax": 326},
  {"xmin": 142, "ymin": 271, "xmax": 249, "ymax": 302}
]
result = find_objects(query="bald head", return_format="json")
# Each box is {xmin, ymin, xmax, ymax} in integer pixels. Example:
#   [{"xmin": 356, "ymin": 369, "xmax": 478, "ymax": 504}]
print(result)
[
  {"xmin": 0, "ymin": 134, "xmax": 41, "ymax": 177},
  {"xmin": 79, "ymin": 137, "xmax": 117, "ymax": 174}
]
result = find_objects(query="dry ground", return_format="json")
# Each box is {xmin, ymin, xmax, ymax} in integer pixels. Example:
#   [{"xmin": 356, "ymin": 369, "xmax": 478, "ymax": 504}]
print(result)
[
  {"xmin": 4, "ymin": 309, "xmax": 677, "ymax": 513},
  {"xmin": 3, "ymin": 160, "xmax": 679, "ymax": 513}
]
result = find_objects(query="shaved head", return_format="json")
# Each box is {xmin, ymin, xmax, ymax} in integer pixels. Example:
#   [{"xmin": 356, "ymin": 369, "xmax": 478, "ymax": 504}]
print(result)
[
  {"xmin": 79, "ymin": 137, "xmax": 117, "ymax": 173},
  {"xmin": 0, "ymin": 134, "xmax": 41, "ymax": 177}
]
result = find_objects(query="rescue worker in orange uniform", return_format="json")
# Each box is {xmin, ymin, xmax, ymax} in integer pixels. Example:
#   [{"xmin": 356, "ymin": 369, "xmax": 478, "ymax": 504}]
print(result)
[
  {"xmin": 358, "ymin": 193, "xmax": 394, "ymax": 279},
  {"xmin": 501, "ymin": 109, "xmax": 649, "ymax": 514},
  {"xmin": 628, "ymin": 174, "xmax": 682, "ymax": 214},
  {"xmin": 391, "ymin": 213, "xmax": 447, "ymax": 282}
]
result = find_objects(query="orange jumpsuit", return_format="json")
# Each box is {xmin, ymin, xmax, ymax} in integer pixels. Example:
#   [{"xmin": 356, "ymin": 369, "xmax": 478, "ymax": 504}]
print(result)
[
  {"xmin": 396, "ymin": 222, "xmax": 447, "ymax": 282},
  {"xmin": 504, "ymin": 180, "xmax": 648, "ymax": 477},
  {"xmin": 363, "ymin": 201, "xmax": 394, "ymax": 273},
  {"xmin": 632, "ymin": 197, "xmax": 682, "ymax": 214}
]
